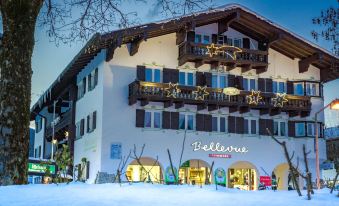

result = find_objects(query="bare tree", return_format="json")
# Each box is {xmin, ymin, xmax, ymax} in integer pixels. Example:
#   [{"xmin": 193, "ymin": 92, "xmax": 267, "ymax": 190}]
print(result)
[
  {"xmin": 298, "ymin": 145, "xmax": 314, "ymax": 200},
  {"xmin": 266, "ymin": 128, "xmax": 302, "ymax": 196},
  {"xmin": 115, "ymin": 150, "xmax": 131, "ymax": 185},
  {"xmin": 0, "ymin": 0, "xmax": 213, "ymax": 185}
]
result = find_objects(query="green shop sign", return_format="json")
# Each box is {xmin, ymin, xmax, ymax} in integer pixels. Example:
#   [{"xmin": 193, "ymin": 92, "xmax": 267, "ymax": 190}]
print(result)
[
  {"xmin": 28, "ymin": 163, "xmax": 56, "ymax": 175},
  {"xmin": 214, "ymin": 168, "xmax": 226, "ymax": 186}
]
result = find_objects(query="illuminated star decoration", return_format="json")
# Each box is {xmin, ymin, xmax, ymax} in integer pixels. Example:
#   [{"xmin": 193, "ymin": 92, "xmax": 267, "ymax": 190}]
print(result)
[
  {"xmin": 246, "ymin": 90, "xmax": 263, "ymax": 105},
  {"xmin": 193, "ymin": 86, "xmax": 209, "ymax": 101},
  {"xmin": 206, "ymin": 43, "xmax": 220, "ymax": 57},
  {"xmin": 206, "ymin": 43, "xmax": 242, "ymax": 60},
  {"xmin": 164, "ymin": 82, "xmax": 181, "ymax": 98},
  {"xmin": 272, "ymin": 93, "xmax": 288, "ymax": 108}
]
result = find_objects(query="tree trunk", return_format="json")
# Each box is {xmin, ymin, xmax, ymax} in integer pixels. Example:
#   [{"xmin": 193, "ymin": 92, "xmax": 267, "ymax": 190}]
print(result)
[
  {"xmin": 0, "ymin": 1, "xmax": 43, "ymax": 185},
  {"xmin": 331, "ymin": 172, "xmax": 339, "ymax": 194}
]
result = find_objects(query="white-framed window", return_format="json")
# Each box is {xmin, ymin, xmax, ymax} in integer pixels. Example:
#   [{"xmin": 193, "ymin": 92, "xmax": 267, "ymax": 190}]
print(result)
[
  {"xmin": 273, "ymin": 81, "xmax": 286, "ymax": 93},
  {"xmin": 227, "ymin": 38, "xmax": 233, "ymax": 46},
  {"xmin": 195, "ymin": 34, "xmax": 202, "ymax": 43},
  {"xmin": 274, "ymin": 120, "xmax": 287, "ymax": 137},
  {"xmin": 244, "ymin": 118, "xmax": 258, "ymax": 135},
  {"xmin": 212, "ymin": 116, "xmax": 227, "ymax": 133},
  {"xmin": 77, "ymin": 77, "xmax": 86, "ymax": 99},
  {"xmin": 195, "ymin": 34, "xmax": 210, "ymax": 44},
  {"xmin": 75, "ymin": 121, "xmax": 81, "ymax": 139},
  {"xmin": 305, "ymin": 82, "xmax": 319, "ymax": 96},
  {"xmin": 243, "ymin": 78, "xmax": 257, "ymax": 91},
  {"xmin": 144, "ymin": 111, "xmax": 161, "ymax": 129},
  {"xmin": 179, "ymin": 71, "xmax": 194, "ymax": 86},
  {"xmin": 234, "ymin": 38, "xmax": 242, "ymax": 48},
  {"xmin": 295, "ymin": 122, "xmax": 305, "ymax": 137},
  {"xmin": 203, "ymin": 35, "xmax": 210, "ymax": 44},
  {"xmin": 88, "ymin": 68, "xmax": 98, "ymax": 91},
  {"xmin": 294, "ymin": 82, "xmax": 304, "ymax": 96},
  {"xmin": 87, "ymin": 111, "xmax": 97, "ymax": 133},
  {"xmin": 179, "ymin": 113, "xmax": 195, "ymax": 130},
  {"xmin": 212, "ymin": 74, "xmax": 227, "ymax": 88},
  {"xmin": 145, "ymin": 68, "xmax": 161, "ymax": 83},
  {"xmin": 35, "ymin": 116, "xmax": 43, "ymax": 133}
]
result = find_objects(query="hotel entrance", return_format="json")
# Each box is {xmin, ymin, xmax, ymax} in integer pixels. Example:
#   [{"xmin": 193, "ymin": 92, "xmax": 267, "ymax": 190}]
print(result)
[
  {"xmin": 126, "ymin": 157, "xmax": 163, "ymax": 183},
  {"xmin": 228, "ymin": 161, "xmax": 258, "ymax": 190},
  {"xmin": 179, "ymin": 159, "xmax": 211, "ymax": 185}
]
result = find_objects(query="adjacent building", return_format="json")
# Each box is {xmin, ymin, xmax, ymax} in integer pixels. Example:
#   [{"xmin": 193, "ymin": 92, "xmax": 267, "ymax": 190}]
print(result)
[{"xmin": 30, "ymin": 4, "xmax": 339, "ymax": 190}]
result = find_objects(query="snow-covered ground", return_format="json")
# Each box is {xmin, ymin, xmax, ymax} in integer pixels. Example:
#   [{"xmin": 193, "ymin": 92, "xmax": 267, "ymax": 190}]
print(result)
[{"xmin": 0, "ymin": 183, "xmax": 337, "ymax": 206}]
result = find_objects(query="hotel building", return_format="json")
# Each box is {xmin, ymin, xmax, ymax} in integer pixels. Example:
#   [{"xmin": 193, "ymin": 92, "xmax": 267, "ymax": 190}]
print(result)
[{"xmin": 30, "ymin": 4, "xmax": 339, "ymax": 190}]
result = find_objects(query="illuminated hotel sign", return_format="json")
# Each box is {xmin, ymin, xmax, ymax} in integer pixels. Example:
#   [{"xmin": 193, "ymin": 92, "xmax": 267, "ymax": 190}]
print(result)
[
  {"xmin": 191, "ymin": 141, "xmax": 248, "ymax": 154},
  {"xmin": 28, "ymin": 162, "xmax": 56, "ymax": 174}
]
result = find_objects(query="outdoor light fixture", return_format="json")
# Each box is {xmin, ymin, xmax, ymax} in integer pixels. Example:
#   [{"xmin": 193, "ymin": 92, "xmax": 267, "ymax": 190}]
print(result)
[
  {"xmin": 314, "ymin": 98, "xmax": 339, "ymax": 190},
  {"xmin": 52, "ymin": 139, "xmax": 57, "ymax": 145},
  {"xmin": 64, "ymin": 131, "xmax": 69, "ymax": 138}
]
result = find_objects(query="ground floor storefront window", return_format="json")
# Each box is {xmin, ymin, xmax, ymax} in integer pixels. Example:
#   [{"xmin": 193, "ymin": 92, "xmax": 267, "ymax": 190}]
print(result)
[
  {"xmin": 178, "ymin": 160, "xmax": 211, "ymax": 185},
  {"xmin": 126, "ymin": 157, "xmax": 163, "ymax": 183}
]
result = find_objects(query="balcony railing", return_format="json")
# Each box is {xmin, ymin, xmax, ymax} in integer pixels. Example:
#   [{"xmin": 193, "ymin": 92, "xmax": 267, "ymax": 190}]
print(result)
[
  {"xmin": 129, "ymin": 81, "xmax": 311, "ymax": 114},
  {"xmin": 45, "ymin": 109, "xmax": 72, "ymax": 139},
  {"xmin": 178, "ymin": 42, "xmax": 268, "ymax": 67}
]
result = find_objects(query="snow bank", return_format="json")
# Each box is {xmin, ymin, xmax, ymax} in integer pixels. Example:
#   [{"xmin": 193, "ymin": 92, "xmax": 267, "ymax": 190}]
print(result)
[{"xmin": 0, "ymin": 183, "xmax": 337, "ymax": 206}]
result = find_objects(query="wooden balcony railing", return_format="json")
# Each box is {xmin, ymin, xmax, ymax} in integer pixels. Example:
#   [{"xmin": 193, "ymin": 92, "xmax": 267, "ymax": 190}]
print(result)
[
  {"xmin": 129, "ymin": 81, "xmax": 311, "ymax": 115},
  {"xmin": 178, "ymin": 42, "xmax": 268, "ymax": 69},
  {"xmin": 45, "ymin": 109, "xmax": 72, "ymax": 140}
]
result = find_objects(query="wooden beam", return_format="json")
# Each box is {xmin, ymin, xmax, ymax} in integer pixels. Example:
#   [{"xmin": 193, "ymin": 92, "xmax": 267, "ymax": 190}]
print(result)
[
  {"xmin": 225, "ymin": 62, "xmax": 236, "ymax": 71},
  {"xmin": 210, "ymin": 61, "xmax": 220, "ymax": 69},
  {"xmin": 105, "ymin": 43, "xmax": 116, "ymax": 62},
  {"xmin": 241, "ymin": 64, "xmax": 251, "ymax": 73},
  {"xmin": 260, "ymin": 108, "xmax": 269, "ymax": 115},
  {"xmin": 176, "ymin": 29, "xmax": 186, "ymax": 45},
  {"xmin": 175, "ymin": 102, "xmax": 184, "ymax": 109},
  {"xmin": 299, "ymin": 53, "xmax": 323, "ymax": 73},
  {"xmin": 128, "ymin": 36, "xmax": 143, "ymax": 56},
  {"xmin": 140, "ymin": 99, "xmax": 149, "ymax": 106},
  {"xmin": 269, "ymin": 108, "xmax": 281, "ymax": 116},
  {"xmin": 254, "ymin": 66, "xmax": 267, "ymax": 74},
  {"xmin": 268, "ymin": 33, "xmax": 284, "ymax": 47},
  {"xmin": 300, "ymin": 111, "xmax": 310, "ymax": 117},
  {"xmin": 239, "ymin": 106, "xmax": 249, "ymax": 114},
  {"xmin": 229, "ymin": 106, "xmax": 238, "ymax": 113},
  {"xmin": 208, "ymin": 104, "xmax": 218, "ymax": 112},
  {"xmin": 195, "ymin": 59, "xmax": 204, "ymax": 68},
  {"xmin": 218, "ymin": 11, "xmax": 240, "ymax": 34},
  {"xmin": 197, "ymin": 103, "xmax": 207, "ymax": 111},
  {"xmin": 164, "ymin": 101, "xmax": 173, "ymax": 108},
  {"xmin": 288, "ymin": 111, "xmax": 299, "ymax": 117}
]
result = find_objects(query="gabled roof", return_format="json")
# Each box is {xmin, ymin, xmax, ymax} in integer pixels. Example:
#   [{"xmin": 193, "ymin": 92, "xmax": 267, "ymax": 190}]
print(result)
[{"xmin": 31, "ymin": 3, "xmax": 339, "ymax": 119}]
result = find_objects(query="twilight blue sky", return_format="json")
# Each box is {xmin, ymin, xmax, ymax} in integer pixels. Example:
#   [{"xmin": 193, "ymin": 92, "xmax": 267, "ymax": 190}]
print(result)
[{"xmin": 30, "ymin": 0, "xmax": 338, "ymax": 126}]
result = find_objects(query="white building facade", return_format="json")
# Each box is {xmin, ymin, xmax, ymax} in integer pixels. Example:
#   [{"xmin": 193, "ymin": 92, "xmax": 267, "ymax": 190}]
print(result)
[{"xmin": 32, "ymin": 5, "xmax": 338, "ymax": 190}]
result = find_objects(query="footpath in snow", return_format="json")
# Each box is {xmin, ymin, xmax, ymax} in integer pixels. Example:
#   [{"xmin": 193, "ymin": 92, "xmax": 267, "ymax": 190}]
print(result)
[{"xmin": 0, "ymin": 183, "xmax": 337, "ymax": 206}]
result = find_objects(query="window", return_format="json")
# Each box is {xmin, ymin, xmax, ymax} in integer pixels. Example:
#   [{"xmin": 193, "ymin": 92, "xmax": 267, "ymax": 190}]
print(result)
[
  {"xmin": 227, "ymin": 38, "xmax": 233, "ymax": 46},
  {"xmin": 38, "ymin": 146, "xmax": 41, "ymax": 158},
  {"xmin": 234, "ymin": 38, "xmax": 242, "ymax": 48},
  {"xmin": 273, "ymin": 81, "xmax": 286, "ymax": 93},
  {"xmin": 294, "ymin": 83, "xmax": 304, "ymax": 96},
  {"xmin": 295, "ymin": 122, "xmax": 305, "ymax": 137},
  {"xmin": 274, "ymin": 121, "xmax": 287, "ymax": 136},
  {"xmin": 179, "ymin": 113, "xmax": 194, "ymax": 130},
  {"xmin": 307, "ymin": 123, "xmax": 315, "ymax": 136},
  {"xmin": 75, "ymin": 121, "xmax": 81, "ymax": 139},
  {"xmin": 244, "ymin": 118, "xmax": 258, "ymax": 135},
  {"xmin": 203, "ymin": 35, "xmax": 210, "ymax": 44},
  {"xmin": 87, "ymin": 111, "xmax": 97, "ymax": 133},
  {"xmin": 195, "ymin": 34, "xmax": 202, "ymax": 43},
  {"xmin": 179, "ymin": 71, "xmax": 194, "ymax": 86},
  {"xmin": 212, "ymin": 74, "xmax": 227, "ymax": 88},
  {"xmin": 88, "ymin": 68, "xmax": 98, "ymax": 91},
  {"xmin": 305, "ymin": 82, "xmax": 319, "ymax": 96},
  {"xmin": 212, "ymin": 116, "xmax": 227, "ymax": 133},
  {"xmin": 35, "ymin": 116, "xmax": 43, "ymax": 133},
  {"xmin": 243, "ymin": 78, "xmax": 256, "ymax": 91},
  {"xmin": 77, "ymin": 77, "xmax": 86, "ymax": 99},
  {"xmin": 144, "ymin": 111, "xmax": 161, "ymax": 129},
  {"xmin": 145, "ymin": 68, "xmax": 161, "ymax": 83}
]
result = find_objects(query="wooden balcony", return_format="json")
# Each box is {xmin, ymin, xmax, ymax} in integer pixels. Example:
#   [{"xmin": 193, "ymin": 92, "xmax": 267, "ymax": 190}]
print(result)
[
  {"xmin": 178, "ymin": 42, "xmax": 268, "ymax": 73},
  {"xmin": 45, "ymin": 109, "xmax": 72, "ymax": 141},
  {"xmin": 129, "ymin": 81, "xmax": 311, "ymax": 116}
]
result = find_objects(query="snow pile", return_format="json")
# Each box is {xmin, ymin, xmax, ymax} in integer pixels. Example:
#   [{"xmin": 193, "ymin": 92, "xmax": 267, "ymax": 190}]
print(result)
[{"xmin": 0, "ymin": 183, "xmax": 337, "ymax": 206}]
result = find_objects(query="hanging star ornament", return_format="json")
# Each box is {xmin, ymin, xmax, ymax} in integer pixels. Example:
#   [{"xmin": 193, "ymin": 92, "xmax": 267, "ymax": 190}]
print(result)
[
  {"xmin": 206, "ymin": 43, "xmax": 220, "ymax": 57},
  {"xmin": 164, "ymin": 82, "xmax": 181, "ymax": 98},
  {"xmin": 272, "ymin": 93, "xmax": 288, "ymax": 108},
  {"xmin": 193, "ymin": 86, "xmax": 209, "ymax": 101},
  {"xmin": 246, "ymin": 90, "xmax": 263, "ymax": 105}
]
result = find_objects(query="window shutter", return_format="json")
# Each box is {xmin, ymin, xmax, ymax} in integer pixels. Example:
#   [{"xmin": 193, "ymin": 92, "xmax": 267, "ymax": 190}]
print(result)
[
  {"xmin": 204, "ymin": 114, "xmax": 212, "ymax": 132},
  {"xmin": 83, "ymin": 78, "xmax": 87, "ymax": 95},
  {"xmin": 204, "ymin": 72, "xmax": 212, "ymax": 87},
  {"xmin": 162, "ymin": 111, "xmax": 171, "ymax": 129},
  {"xmin": 87, "ymin": 115, "xmax": 90, "ymax": 133},
  {"xmin": 228, "ymin": 116, "xmax": 236, "ymax": 133},
  {"xmin": 228, "ymin": 75, "xmax": 235, "ymax": 87},
  {"xmin": 196, "ymin": 72, "xmax": 205, "ymax": 86},
  {"xmin": 212, "ymin": 34, "xmax": 218, "ymax": 44},
  {"xmin": 319, "ymin": 83, "xmax": 323, "ymax": 97},
  {"xmin": 196, "ymin": 114, "xmax": 205, "ymax": 131},
  {"xmin": 170, "ymin": 112, "xmax": 179, "ymax": 130},
  {"xmin": 287, "ymin": 81, "xmax": 294, "ymax": 94},
  {"xmin": 223, "ymin": 35, "xmax": 228, "ymax": 44},
  {"xmin": 94, "ymin": 68, "xmax": 98, "ymax": 86},
  {"xmin": 288, "ymin": 121, "xmax": 295, "ymax": 137},
  {"xmin": 187, "ymin": 31, "xmax": 195, "ymax": 42},
  {"xmin": 80, "ymin": 119, "xmax": 84, "ymax": 136},
  {"xmin": 136, "ymin": 109, "xmax": 145, "ymax": 128},
  {"xmin": 258, "ymin": 78, "xmax": 266, "ymax": 92},
  {"xmin": 243, "ymin": 38, "xmax": 250, "ymax": 49},
  {"xmin": 136, "ymin": 65, "xmax": 146, "ymax": 81},
  {"xmin": 259, "ymin": 119, "xmax": 266, "ymax": 135},
  {"xmin": 88, "ymin": 74, "xmax": 92, "ymax": 91},
  {"xmin": 235, "ymin": 76, "xmax": 243, "ymax": 90},
  {"xmin": 163, "ymin": 68, "xmax": 172, "ymax": 83},
  {"xmin": 266, "ymin": 119, "xmax": 274, "ymax": 135},
  {"xmin": 93, "ymin": 111, "xmax": 97, "ymax": 130},
  {"xmin": 265, "ymin": 78, "xmax": 273, "ymax": 93},
  {"xmin": 171, "ymin": 69, "xmax": 179, "ymax": 83},
  {"xmin": 236, "ymin": 117, "xmax": 244, "ymax": 134}
]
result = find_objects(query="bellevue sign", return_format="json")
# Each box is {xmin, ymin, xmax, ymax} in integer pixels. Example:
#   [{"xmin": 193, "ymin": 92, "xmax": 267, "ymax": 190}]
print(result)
[{"xmin": 191, "ymin": 141, "xmax": 248, "ymax": 154}]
